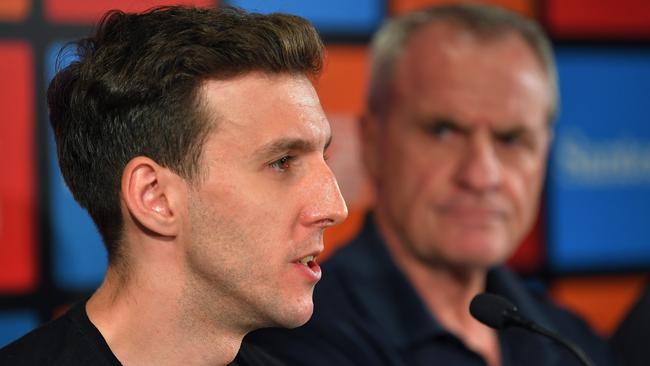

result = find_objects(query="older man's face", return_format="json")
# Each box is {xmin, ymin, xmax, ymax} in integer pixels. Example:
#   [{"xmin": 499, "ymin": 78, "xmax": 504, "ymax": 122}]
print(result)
[
  {"xmin": 366, "ymin": 24, "xmax": 552, "ymax": 272},
  {"xmin": 183, "ymin": 72, "xmax": 347, "ymax": 330}
]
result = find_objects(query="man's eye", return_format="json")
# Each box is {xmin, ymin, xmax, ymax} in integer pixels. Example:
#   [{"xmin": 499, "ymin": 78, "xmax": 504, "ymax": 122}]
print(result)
[
  {"xmin": 270, "ymin": 155, "xmax": 294, "ymax": 172},
  {"xmin": 425, "ymin": 121, "xmax": 456, "ymax": 138},
  {"xmin": 497, "ymin": 132, "xmax": 523, "ymax": 146}
]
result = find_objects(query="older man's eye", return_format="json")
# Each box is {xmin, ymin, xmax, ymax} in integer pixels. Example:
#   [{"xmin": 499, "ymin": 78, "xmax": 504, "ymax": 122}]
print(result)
[
  {"xmin": 496, "ymin": 131, "xmax": 524, "ymax": 147},
  {"xmin": 270, "ymin": 155, "xmax": 294, "ymax": 172},
  {"xmin": 424, "ymin": 120, "xmax": 459, "ymax": 139},
  {"xmin": 432, "ymin": 123, "xmax": 451, "ymax": 137}
]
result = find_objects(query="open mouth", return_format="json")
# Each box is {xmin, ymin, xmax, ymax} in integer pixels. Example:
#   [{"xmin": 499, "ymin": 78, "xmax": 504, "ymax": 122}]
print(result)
[{"xmin": 298, "ymin": 255, "xmax": 318, "ymax": 270}]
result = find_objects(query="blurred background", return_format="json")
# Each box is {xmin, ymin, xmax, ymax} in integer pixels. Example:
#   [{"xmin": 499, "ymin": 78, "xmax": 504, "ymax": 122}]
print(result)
[{"xmin": 1, "ymin": 0, "xmax": 649, "ymax": 347}]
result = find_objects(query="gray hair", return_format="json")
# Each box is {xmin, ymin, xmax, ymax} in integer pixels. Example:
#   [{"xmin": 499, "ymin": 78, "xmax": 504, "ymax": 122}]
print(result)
[{"xmin": 368, "ymin": 3, "xmax": 558, "ymax": 121}]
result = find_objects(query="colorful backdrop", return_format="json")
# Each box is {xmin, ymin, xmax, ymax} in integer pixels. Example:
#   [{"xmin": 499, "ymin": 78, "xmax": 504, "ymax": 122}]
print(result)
[{"xmin": 1, "ymin": 0, "xmax": 649, "ymax": 346}]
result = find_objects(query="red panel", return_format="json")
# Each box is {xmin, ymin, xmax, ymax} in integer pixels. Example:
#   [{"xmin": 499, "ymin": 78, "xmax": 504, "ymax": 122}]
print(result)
[
  {"xmin": 0, "ymin": 42, "xmax": 37, "ymax": 292},
  {"xmin": 547, "ymin": 0, "xmax": 650, "ymax": 38},
  {"xmin": 45, "ymin": 0, "xmax": 217, "ymax": 24},
  {"xmin": 0, "ymin": 0, "xmax": 31, "ymax": 22}
]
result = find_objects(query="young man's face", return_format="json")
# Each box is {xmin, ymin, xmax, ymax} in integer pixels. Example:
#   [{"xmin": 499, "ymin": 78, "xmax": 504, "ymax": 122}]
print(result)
[
  {"xmin": 367, "ymin": 24, "xmax": 552, "ymax": 272},
  {"xmin": 182, "ymin": 72, "xmax": 347, "ymax": 329}
]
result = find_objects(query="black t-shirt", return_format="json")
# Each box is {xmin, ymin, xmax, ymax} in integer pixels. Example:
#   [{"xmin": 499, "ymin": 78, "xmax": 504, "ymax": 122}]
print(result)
[
  {"xmin": 232, "ymin": 341, "xmax": 285, "ymax": 366},
  {"xmin": 0, "ymin": 301, "xmax": 284, "ymax": 365}
]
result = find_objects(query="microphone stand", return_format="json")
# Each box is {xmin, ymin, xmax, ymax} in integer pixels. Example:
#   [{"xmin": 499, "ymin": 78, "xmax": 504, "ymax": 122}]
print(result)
[{"xmin": 503, "ymin": 311, "xmax": 596, "ymax": 366}]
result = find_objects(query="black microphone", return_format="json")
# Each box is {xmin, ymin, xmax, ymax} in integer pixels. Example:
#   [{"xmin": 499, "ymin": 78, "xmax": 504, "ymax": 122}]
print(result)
[{"xmin": 469, "ymin": 293, "xmax": 595, "ymax": 366}]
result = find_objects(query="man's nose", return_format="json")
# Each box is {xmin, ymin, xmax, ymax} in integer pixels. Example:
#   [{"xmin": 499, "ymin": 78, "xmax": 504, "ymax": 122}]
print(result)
[
  {"xmin": 303, "ymin": 162, "xmax": 348, "ymax": 228},
  {"xmin": 456, "ymin": 133, "xmax": 503, "ymax": 193}
]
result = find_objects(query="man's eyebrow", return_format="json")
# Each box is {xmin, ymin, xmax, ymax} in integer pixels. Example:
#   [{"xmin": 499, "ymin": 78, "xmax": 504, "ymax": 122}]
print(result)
[
  {"xmin": 254, "ymin": 134, "xmax": 332, "ymax": 159},
  {"xmin": 433, "ymin": 117, "xmax": 469, "ymax": 133},
  {"xmin": 493, "ymin": 126, "xmax": 527, "ymax": 137},
  {"xmin": 425, "ymin": 116, "xmax": 534, "ymax": 136},
  {"xmin": 419, "ymin": 116, "xmax": 470, "ymax": 134}
]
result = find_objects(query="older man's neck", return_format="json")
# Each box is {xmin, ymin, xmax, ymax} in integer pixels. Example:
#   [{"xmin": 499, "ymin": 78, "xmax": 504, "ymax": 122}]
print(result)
[{"xmin": 375, "ymin": 213, "xmax": 502, "ymax": 366}]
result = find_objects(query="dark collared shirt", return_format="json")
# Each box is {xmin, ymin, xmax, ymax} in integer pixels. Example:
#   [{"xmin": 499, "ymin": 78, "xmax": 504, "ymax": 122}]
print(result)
[
  {"xmin": 246, "ymin": 215, "xmax": 618, "ymax": 366},
  {"xmin": 611, "ymin": 280, "xmax": 650, "ymax": 366}
]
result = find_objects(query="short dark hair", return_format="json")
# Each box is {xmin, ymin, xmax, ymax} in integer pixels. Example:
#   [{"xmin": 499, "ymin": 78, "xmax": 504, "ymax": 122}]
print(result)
[
  {"xmin": 369, "ymin": 3, "xmax": 557, "ymax": 120},
  {"xmin": 47, "ymin": 6, "xmax": 324, "ymax": 262}
]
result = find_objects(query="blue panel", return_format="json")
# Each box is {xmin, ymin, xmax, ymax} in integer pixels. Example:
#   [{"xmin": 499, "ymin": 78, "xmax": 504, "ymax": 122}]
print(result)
[
  {"xmin": 46, "ymin": 42, "xmax": 107, "ymax": 289},
  {"xmin": 548, "ymin": 47, "xmax": 650, "ymax": 272},
  {"xmin": 226, "ymin": 0, "xmax": 384, "ymax": 36},
  {"xmin": 0, "ymin": 311, "xmax": 38, "ymax": 347}
]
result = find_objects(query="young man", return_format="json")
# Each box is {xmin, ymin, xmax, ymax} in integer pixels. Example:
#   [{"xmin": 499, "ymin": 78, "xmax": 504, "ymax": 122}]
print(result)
[
  {"xmin": 0, "ymin": 6, "xmax": 347, "ymax": 366},
  {"xmin": 246, "ymin": 4, "xmax": 619, "ymax": 366}
]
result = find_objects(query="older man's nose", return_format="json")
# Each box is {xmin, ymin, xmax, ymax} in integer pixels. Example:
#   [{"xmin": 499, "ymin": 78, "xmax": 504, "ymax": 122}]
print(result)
[{"xmin": 456, "ymin": 134, "xmax": 503, "ymax": 194}]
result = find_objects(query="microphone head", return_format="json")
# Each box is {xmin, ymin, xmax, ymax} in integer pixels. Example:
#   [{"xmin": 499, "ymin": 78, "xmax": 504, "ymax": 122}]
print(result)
[{"xmin": 469, "ymin": 293, "xmax": 518, "ymax": 329}]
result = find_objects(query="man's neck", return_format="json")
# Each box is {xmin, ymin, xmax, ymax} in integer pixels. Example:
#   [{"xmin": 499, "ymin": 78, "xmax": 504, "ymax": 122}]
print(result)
[
  {"xmin": 374, "ymin": 212, "xmax": 502, "ymax": 366},
  {"xmin": 86, "ymin": 266, "xmax": 244, "ymax": 366}
]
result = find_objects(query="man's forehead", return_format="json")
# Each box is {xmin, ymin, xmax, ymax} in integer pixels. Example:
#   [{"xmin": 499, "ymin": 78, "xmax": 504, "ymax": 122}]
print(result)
[
  {"xmin": 200, "ymin": 71, "xmax": 319, "ymax": 100},
  {"xmin": 201, "ymin": 73, "xmax": 321, "ymax": 116},
  {"xmin": 399, "ymin": 23, "xmax": 544, "ymax": 79},
  {"xmin": 197, "ymin": 73, "xmax": 330, "ymax": 154},
  {"xmin": 406, "ymin": 21, "xmax": 526, "ymax": 54},
  {"xmin": 391, "ymin": 26, "xmax": 550, "ymax": 125}
]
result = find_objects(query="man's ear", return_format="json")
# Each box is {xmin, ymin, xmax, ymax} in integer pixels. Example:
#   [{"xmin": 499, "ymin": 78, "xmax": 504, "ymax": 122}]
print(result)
[
  {"xmin": 359, "ymin": 113, "xmax": 383, "ymax": 182},
  {"xmin": 121, "ymin": 157, "xmax": 184, "ymax": 238}
]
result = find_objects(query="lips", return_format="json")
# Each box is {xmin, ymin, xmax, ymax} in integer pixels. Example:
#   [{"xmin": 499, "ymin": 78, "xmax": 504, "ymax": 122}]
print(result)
[
  {"xmin": 438, "ymin": 199, "xmax": 508, "ymax": 216},
  {"xmin": 293, "ymin": 246, "xmax": 322, "ymax": 267},
  {"xmin": 446, "ymin": 207, "xmax": 505, "ymax": 217},
  {"xmin": 297, "ymin": 255, "xmax": 320, "ymax": 272},
  {"xmin": 294, "ymin": 253, "xmax": 322, "ymax": 281},
  {"xmin": 299, "ymin": 255, "xmax": 315, "ymax": 265},
  {"xmin": 434, "ymin": 202, "xmax": 509, "ymax": 229}
]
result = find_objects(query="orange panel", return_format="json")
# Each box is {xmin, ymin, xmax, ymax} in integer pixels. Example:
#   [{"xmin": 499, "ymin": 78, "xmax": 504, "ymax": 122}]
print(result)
[
  {"xmin": 321, "ymin": 113, "xmax": 374, "ymax": 259},
  {"xmin": 0, "ymin": 0, "xmax": 30, "ymax": 21},
  {"xmin": 0, "ymin": 42, "xmax": 37, "ymax": 292},
  {"xmin": 317, "ymin": 45, "xmax": 369, "ymax": 116},
  {"xmin": 547, "ymin": 0, "xmax": 650, "ymax": 38},
  {"xmin": 391, "ymin": 0, "xmax": 536, "ymax": 18},
  {"xmin": 325, "ymin": 114, "xmax": 373, "ymax": 205},
  {"xmin": 550, "ymin": 274, "xmax": 649, "ymax": 336},
  {"xmin": 323, "ymin": 207, "xmax": 369, "ymax": 260},
  {"xmin": 45, "ymin": 0, "xmax": 217, "ymax": 23}
]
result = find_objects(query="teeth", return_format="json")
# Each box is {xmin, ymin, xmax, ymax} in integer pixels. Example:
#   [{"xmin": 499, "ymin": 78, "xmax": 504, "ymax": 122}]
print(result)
[{"xmin": 299, "ymin": 256, "xmax": 314, "ymax": 265}]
